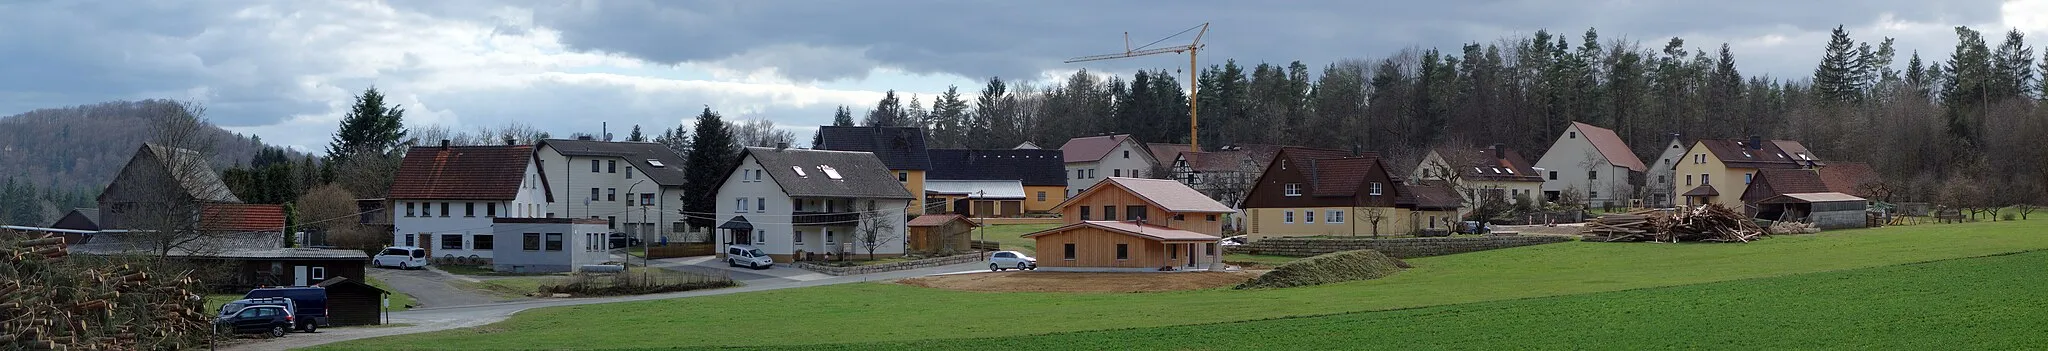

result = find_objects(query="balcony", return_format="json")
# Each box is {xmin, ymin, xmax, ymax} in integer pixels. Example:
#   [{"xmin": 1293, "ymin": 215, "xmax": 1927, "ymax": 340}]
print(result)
[{"xmin": 792, "ymin": 211, "xmax": 860, "ymax": 226}]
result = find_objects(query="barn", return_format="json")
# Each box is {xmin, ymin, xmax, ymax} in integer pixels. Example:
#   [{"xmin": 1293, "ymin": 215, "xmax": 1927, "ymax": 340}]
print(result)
[{"xmin": 1755, "ymin": 192, "xmax": 1869, "ymax": 229}]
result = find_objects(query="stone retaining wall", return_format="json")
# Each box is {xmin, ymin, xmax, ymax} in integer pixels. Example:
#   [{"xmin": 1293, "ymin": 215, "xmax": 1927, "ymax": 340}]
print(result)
[
  {"xmin": 1227, "ymin": 235, "xmax": 1571, "ymax": 258},
  {"xmin": 788, "ymin": 253, "xmax": 986, "ymax": 276}
]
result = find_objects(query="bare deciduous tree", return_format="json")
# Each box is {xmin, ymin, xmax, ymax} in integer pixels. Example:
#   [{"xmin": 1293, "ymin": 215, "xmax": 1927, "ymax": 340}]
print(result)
[
  {"xmin": 296, "ymin": 184, "xmax": 363, "ymax": 248},
  {"xmin": 730, "ymin": 118, "xmax": 797, "ymax": 148},
  {"xmin": 1360, "ymin": 207, "xmax": 1387, "ymax": 238},
  {"xmin": 852, "ymin": 201, "xmax": 901, "ymax": 261},
  {"xmin": 120, "ymin": 101, "xmax": 238, "ymax": 257}
]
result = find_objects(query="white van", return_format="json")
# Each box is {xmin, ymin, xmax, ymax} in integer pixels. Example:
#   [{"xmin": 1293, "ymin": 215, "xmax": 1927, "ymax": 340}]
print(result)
[
  {"xmin": 373, "ymin": 246, "xmax": 429, "ymax": 270},
  {"xmin": 725, "ymin": 245, "xmax": 773, "ymax": 269}
]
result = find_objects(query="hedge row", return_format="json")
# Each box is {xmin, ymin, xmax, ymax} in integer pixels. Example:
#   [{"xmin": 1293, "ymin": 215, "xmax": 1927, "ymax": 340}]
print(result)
[{"xmin": 1235, "ymin": 249, "xmax": 1409, "ymax": 289}]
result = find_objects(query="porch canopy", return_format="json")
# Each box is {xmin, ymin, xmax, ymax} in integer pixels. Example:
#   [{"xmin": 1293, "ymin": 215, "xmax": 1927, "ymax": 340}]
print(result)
[{"xmin": 718, "ymin": 216, "xmax": 753, "ymax": 231}]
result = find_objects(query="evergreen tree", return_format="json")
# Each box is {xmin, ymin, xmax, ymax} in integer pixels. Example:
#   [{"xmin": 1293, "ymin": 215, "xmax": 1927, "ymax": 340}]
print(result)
[
  {"xmin": 928, "ymin": 86, "xmax": 969, "ymax": 148},
  {"xmin": 1941, "ymin": 26, "xmax": 1994, "ymax": 150},
  {"xmin": 1990, "ymin": 29, "xmax": 2035, "ymax": 99},
  {"xmin": 864, "ymin": 91, "xmax": 907, "ymax": 127},
  {"xmin": 325, "ymin": 87, "xmax": 408, "ymax": 161},
  {"xmin": 1814, "ymin": 25, "xmax": 1862, "ymax": 105},
  {"xmin": 627, "ymin": 125, "xmax": 646, "ymax": 142},
  {"xmin": 970, "ymin": 77, "xmax": 1011, "ymax": 148},
  {"xmin": 832, "ymin": 106, "xmax": 856, "ymax": 126},
  {"xmin": 682, "ymin": 107, "xmax": 739, "ymax": 227}
]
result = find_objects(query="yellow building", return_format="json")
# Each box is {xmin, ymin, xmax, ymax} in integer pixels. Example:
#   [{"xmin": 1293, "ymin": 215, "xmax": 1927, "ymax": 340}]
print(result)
[
  {"xmin": 1241, "ymin": 147, "xmax": 1466, "ymax": 240},
  {"xmin": 1672, "ymin": 137, "xmax": 1823, "ymax": 211},
  {"xmin": 925, "ymin": 148, "xmax": 1068, "ymax": 216}
]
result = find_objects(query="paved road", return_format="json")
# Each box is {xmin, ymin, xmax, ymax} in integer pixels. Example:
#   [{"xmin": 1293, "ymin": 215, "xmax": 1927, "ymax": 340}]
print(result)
[
  {"xmin": 225, "ymin": 260, "xmax": 989, "ymax": 351},
  {"xmin": 367, "ymin": 267, "xmax": 512, "ymax": 308}
]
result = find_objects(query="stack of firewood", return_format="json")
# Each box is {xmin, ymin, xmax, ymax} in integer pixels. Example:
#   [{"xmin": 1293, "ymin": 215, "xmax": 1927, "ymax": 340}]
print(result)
[
  {"xmin": 1582, "ymin": 205, "xmax": 1768, "ymax": 243},
  {"xmin": 2, "ymin": 234, "xmax": 212, "ymax": 350}
]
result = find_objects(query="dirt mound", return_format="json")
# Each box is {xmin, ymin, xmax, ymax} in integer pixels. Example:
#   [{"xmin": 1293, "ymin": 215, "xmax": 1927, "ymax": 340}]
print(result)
[
  {"xmin": 898, "ymin": 271, "xmax": 1259, "ymax": 293},
  {"xmin": 1236, "ymin": 249, "xmax": 1407, "ymax": 289}
]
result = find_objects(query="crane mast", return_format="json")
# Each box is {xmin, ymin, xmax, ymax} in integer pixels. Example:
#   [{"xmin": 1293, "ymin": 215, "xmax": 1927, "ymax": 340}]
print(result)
[{"xmin": 1065, "ymin": 23, "xmax": 1209, "ymax": 151}]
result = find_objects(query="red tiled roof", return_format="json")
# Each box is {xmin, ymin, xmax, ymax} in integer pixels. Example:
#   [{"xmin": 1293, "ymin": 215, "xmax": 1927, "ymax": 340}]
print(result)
[
  {"xmin": 1022, "ymin": 221, "xmax": 1219, "ymax": 242},
  {"xmin": 390, "ymin": 145, "xmax": 534, "ymax": 200},
  {"xmin": 1572, "ymin": 122, "xmax": 1647, "ymax": 172},
  {"xmin": 1817, "ymin": 162, "xmax": 1878, "ymax": 195},
  {"xmin": 199, "ymin": 204, "xmax": 286, "ymax": 232},
  {"xmin": 906, "ymin": 214, "xmax": 980, "ymax": 228},
  {"xmin": 1059, "ymin": 134, "xmax": 1134, "ymax": 163}
]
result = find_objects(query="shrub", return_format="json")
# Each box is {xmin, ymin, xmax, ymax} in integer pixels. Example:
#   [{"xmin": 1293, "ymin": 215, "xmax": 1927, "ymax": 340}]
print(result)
[{"xmin": 1236, "ymin": 249, "xmax": 1409, "ymax": 289}]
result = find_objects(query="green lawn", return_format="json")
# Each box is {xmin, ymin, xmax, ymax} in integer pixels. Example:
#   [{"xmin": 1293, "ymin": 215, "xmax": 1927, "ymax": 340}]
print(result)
[
  {"xmin": 1221, "ymin": 253, "xmax": 1299, "ymax": 268},
  {"xmin": 455, "ymin": 267, "xmax": 723, "ymax": 298},
  {"xmin": 973, "ymin": 223, "xmax": 1058, "ymax": 255},
  {"xmin": 803, "ymin": 250, "xmax": 2048, "ymax": 350},
  {"xmin": 324, "ymin": 220, "xmax": 2048, "ymax": 350},
  {"xmin": 433, "ymin": 264, "xmax": 555, "ymax": 276}
]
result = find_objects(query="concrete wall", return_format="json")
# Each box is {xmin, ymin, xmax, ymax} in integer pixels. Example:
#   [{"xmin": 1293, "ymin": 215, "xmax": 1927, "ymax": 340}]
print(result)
[
  {"xmin": 1227, "ymin": 235, "xmax": 1571, "ymax": 258},
  {"xmin": 490, "ymin": 222, "xmax": 608, "ymax": 273}
]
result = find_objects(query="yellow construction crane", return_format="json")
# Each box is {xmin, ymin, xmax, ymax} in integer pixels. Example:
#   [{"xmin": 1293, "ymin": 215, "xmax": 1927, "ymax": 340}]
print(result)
[{"xmin": 1065, "ymin": 22, "xmax": 1209, "ymax": 151}]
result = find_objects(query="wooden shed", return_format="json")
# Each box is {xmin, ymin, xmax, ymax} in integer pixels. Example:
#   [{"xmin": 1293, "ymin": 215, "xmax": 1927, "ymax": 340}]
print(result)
[
  {"xmin": 315, "ymin": 277, "xmax": 390, "ymax": 326},
  {"xmin": 906, "ymin": 214, "xmax": 980, "ymax": 254}
]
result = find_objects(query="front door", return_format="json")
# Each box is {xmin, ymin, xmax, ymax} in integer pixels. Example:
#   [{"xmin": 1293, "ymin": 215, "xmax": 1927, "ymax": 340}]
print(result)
[{"xmin": 293, "ymin": 266, "xmax": 308, "ymax": 286}]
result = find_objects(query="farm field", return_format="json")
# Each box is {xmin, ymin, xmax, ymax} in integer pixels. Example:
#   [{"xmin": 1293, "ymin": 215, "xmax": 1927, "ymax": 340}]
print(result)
[
  {"xmin": 807, "ymin": 249, "xmax": 2048, "ymax": 350},
  {"xmin": 324, "ymin": 219, "xmax": 2048, "ymax": 350}
]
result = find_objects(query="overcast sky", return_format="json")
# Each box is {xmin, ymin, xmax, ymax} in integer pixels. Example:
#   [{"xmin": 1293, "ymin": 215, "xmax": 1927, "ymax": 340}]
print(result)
[{"xmin": 2, "ymin": 0, "xmax": 2043, "ymax": 154}]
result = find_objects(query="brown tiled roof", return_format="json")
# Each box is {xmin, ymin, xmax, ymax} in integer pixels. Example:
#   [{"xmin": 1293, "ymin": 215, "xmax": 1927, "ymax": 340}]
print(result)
[
  {"xmin": 1058, "ymin": 134, "xmax": 1135, "ymax": 163},
  {"xmin": 1817, "ymin": 162, "xmax": 1879, "ymax": 196},
  {"xmin": 1184, "ymin": 144, "xmax": 1287, "ymax": 172},
  {"xmin": 1683, "ymin": 185, "xmax": 1720, "ymax": 197},
  {"xmin": 1022, "ymin": 221, "xmax": 1219, "ymax": 242},
  {"xmin": 1744, "ymin": 168, "xmax": 1829, "ymax": 203},
  {"xmin": 1698, "ymin": 139, "xmax": 1810, "ymax": 170},
  {"xmin": 1771, "ymin": 141, "xmax": 1826, "ymax": 167},
  {"xmin": 1398, "ymin": 180, "xmax": 1463, "ymax": 210},
  {"xmin": 1572, "ymin": 122, "xmax": 1646, "ymax": 172},
  {"xmin": 1147, "ymin": 143, "xmax": 1191, "ymax": 168},
  {"xmin": 390, "ymin": 145, "xmax": 534, "ymax": 200},
  {"xmin": 906, "ymin": 214, "xmax": 980, "ymax": 227},
  {"xmin": 1432, "ymin": 147, "xmax": 1543, "ymax": 182},
  {"xmin": 198, "ymin": 204, "xmax": 286, "ymax": 232}
]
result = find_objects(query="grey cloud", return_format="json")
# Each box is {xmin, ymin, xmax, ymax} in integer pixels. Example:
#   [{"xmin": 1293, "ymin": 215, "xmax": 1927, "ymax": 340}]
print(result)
[{"xmin": 529, "ymin": 0, "xmax": 2006, "ymax": 81}]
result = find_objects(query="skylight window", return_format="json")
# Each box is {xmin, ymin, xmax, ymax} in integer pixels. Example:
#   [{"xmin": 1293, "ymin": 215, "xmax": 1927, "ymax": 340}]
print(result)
[
  {"xmin": 1741, "ymin": 151, "xmax": 1752, "ymax": 158},
  {"xmin": 647, "ymin": 159, "xmax": 665, "ymax": 167},
  {"xmin": 818, "ymin": 165, "xmax": 843, "ymax": 180},
  {"xmin": 1798, "ymin": 154, "xmax": 1812, "ymax": 160},
  {"xmin": 792, "ymin": 166, "xmax": 808, "ymax": 178},
  {"xmin": 1505, "ymin": 168, "xmax": 1515, "ymax": 174}
]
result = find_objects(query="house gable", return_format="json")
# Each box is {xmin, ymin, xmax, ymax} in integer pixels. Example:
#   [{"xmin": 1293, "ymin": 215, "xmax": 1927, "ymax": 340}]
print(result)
[{"xmin": 1241, "ymin": 148, "xmax": 1395, "ymax": 209}]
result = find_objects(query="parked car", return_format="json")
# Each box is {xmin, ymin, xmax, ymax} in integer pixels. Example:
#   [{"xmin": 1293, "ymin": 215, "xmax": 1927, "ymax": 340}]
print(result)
[
  {"xmin": 607, "ymin": 233, "xmax": 643, "ymax": 249},
  {"xmin": 217, "ymin": 297, "xmax": 295, "ymax": 320},
  {"xmin": 373, "ymin": 246, "xmax": 429, "ymax": 270},
  {"xmin": 243, "ymin": 287, "xmax": 329, "ymax": 332},
  {"xmin": 1220, "ymin": 235, "xmax": 1247, "ymax": 246},
  {"xmin": 726, "ymin": 245, "xmax": 773, "ymax": 269},
  {"xmin": 215, "ymin": 305, "xmax": 293, "ymax": 338},
  {"xmin": 988, "ymin": 250, "xmax": 1036, "ymax": 271}
]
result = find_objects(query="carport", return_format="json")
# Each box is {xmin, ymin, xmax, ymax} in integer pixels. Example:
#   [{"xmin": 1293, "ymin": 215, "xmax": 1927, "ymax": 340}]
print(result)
[{"xmin": 1755, "ymin": 192, "xmax": 1868, "ymax": 229}]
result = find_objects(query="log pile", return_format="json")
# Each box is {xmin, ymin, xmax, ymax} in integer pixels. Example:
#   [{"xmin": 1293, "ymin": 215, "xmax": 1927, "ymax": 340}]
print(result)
[
  {"xmin": 1582, "ymin": 205, "xmax": 1767, "ymax": 243},
  {"xmin": 2, "ymin": 233, "xmax": 213, "ymax": 350}
]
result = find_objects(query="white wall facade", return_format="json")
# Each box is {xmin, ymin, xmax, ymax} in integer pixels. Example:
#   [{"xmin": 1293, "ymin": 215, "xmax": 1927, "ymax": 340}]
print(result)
[
  {"xmin": 1534, "ymin": 124, "xmax": 1633, "ymax": 206},
  {"xmin": 534, "ymin": 145, "xmax": 686, "ymax": 241},
  {"xmin": 1645, "ymin": 139, "xmax": 1688, "ymax": 208},
  {"xmin": 1064, "ymin": 139, "xmax": 1157, "ymax": 198},
  {"xmin": 715, "ymin": 155, "xmax": 908, "ymax": 261},
  {"xmin": 489, "ymin": 221, "xmax": 609, "ymax": 273},
  {"xmin": 390, "ymin": 160, "xmax": 548, "ymax": 259}
]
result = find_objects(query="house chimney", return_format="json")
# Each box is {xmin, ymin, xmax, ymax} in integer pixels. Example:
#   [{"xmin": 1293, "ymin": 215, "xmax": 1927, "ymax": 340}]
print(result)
[
  {"xmin": 776, "ymin": 142, "xmax": 789, "ymax": 150},
  {"xmin": 504, "ymin": 138, "xmax": 516, "ymax": 146},
  {"xmin": 1748, "ymin": 135, "xmax": 1762, "ymax": 150},
  {"xmin": 440, "ymin": 139, "xmax": 450, "ymax": 148},
  {"xmin": 1492, "ymin": 143, "xmax": 1506, "ymax": 159},
  {"xmin": 577, "ymin": 135, "xmax": 594, "ymax": 141}
]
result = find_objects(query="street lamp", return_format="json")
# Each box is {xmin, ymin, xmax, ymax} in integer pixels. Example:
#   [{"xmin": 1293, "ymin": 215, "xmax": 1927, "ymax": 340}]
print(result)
[{"xmin": 624, "ymin": 179, "xmax": 649, "ymax": 281}]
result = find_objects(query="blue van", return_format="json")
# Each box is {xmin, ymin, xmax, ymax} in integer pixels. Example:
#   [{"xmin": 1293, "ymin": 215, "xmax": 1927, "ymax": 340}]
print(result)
[{"xmin": 243, "ymin": 287, "xmax": 330, "ymax": 332}]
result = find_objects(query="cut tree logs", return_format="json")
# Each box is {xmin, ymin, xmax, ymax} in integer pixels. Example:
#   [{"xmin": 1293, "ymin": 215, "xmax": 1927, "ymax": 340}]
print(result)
[
  {"xmin": 1582, "ymin": 205, "xmax": 1768, "ymax": 243},
  {"xmin": 1, "ymin": 232, "xmax": 212, "ymax": 350}
]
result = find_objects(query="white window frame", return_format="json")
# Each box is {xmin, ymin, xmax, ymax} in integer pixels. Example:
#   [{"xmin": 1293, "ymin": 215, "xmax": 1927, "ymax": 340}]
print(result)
[
  {"xmin": 1284, "ymin": 183, "xmax": 1301, "ymax": 197},
  {"xmin": 737, "ymin": 198, "xmax": 749, "ymax": 213},
  {"xmin": 1327, "ymin": 210, "xmax": 1345, "ymax": 223},
  {"xmin": 754, "ymin": 230, "xmax": 766, "ymax": 245},
  {"xmin": 794, "ymin": 230, "xmax": 805, "ymax": 244},
  {"xmin": 309, "ymin": 267, "xmax": 326, "ymax": 280},
  {"xmin": 1369, "ymin": 182, "xmax": 1383, "ymax": 196},
  {"xmin": 1305, "ymin": 210, "xmax": 1315, "ymax": 223},
  {"xmin": 1284, "ymin": 210, "xmax": 1295, "ymax": 223}
]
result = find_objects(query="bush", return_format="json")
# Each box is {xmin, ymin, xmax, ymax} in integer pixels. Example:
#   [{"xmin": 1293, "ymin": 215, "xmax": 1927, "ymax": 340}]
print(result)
[{"xmin": 1235, "ymin": 249, "xmax": 1409, "ymax": 289}]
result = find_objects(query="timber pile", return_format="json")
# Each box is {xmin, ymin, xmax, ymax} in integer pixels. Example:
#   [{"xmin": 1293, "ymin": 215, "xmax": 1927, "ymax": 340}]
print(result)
[
  {"xmin": 1582, "ymin": 205, "xmax": 1767, "ymax": 243},
  {"xmin": 2, "ymin": 233, "xmax": 212, "ymax": 350}
]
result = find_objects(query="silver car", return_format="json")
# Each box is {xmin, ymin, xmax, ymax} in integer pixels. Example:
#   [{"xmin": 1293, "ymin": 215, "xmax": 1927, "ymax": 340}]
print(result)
[{"xmin": 988, "ymin": 251, "xmax": 1036, "ymax": 271}]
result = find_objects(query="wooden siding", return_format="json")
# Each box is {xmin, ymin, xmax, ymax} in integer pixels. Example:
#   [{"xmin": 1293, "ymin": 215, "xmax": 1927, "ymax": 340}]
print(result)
[
  {"xmin": 231, "ymin": 259, "xmax": 367, "ymax": 289},
  {"xmin": 907, "ymin": 221, "xmax": 974, "ymax": 253},
  {"xmin": 325, "ymin": 281, "xmax": 384, "ymax": 326},
  {"xmin": 1240, "ymin": 152, "xmax": 1398, "ymax": 210},
  {"xmin": 1058, "ymin": 184, "xmax": 1223, "ymax": 236},
  {"xmin": 1032, "ymin": 227, "xmax": 1167, "ymax": 268}
]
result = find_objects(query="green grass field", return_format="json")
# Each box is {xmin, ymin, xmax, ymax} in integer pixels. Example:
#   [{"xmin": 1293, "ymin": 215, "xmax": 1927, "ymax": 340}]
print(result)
[
  {"xmin": 455, "ymin": 267, "xmax": 723, "ymax": 298},
  {"xmin": 325, "ymin": 220, "xmax": 2048, "ymax": 350},
  {"xmin": 807, "ymin": 250, "xmax": 2048, "ymax": 350}
]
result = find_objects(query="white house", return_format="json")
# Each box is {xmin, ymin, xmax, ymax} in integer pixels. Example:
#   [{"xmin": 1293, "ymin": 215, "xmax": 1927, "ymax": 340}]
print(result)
[
  {"xmin": 1412, "ymin": 144, "xmax": 1545, "ymax": 218},
  {"xmin": 1058, "ymin": 134, "xmax": 1159, "ymax": 198},
  {"xmin": 535, "ymin": 137, "xmax": 689, "ymax": 243},
  {"xmin": 489, "ymin": 217, "xmax": 610, "ymax": 273},
  {"xmin": 714, "ymin": 146, "xmax": 913, "ymax": 262},
  {"xmin": 1645, "ymin": 135, "xmax": 1689, "ymax": 208},
  {"xmin": 1533, "ymin": 122, "xmax": 1647, "ymax": 208},
  {"xmin": 389, "ymin": 142, "xmax": 550, "ymax": 259}
]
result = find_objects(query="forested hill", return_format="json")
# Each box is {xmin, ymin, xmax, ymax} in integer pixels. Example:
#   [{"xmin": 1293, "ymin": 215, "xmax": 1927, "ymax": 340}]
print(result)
[{"xmin": 0, "ymin": 100, "xmax": 294, "ymax": 225}]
